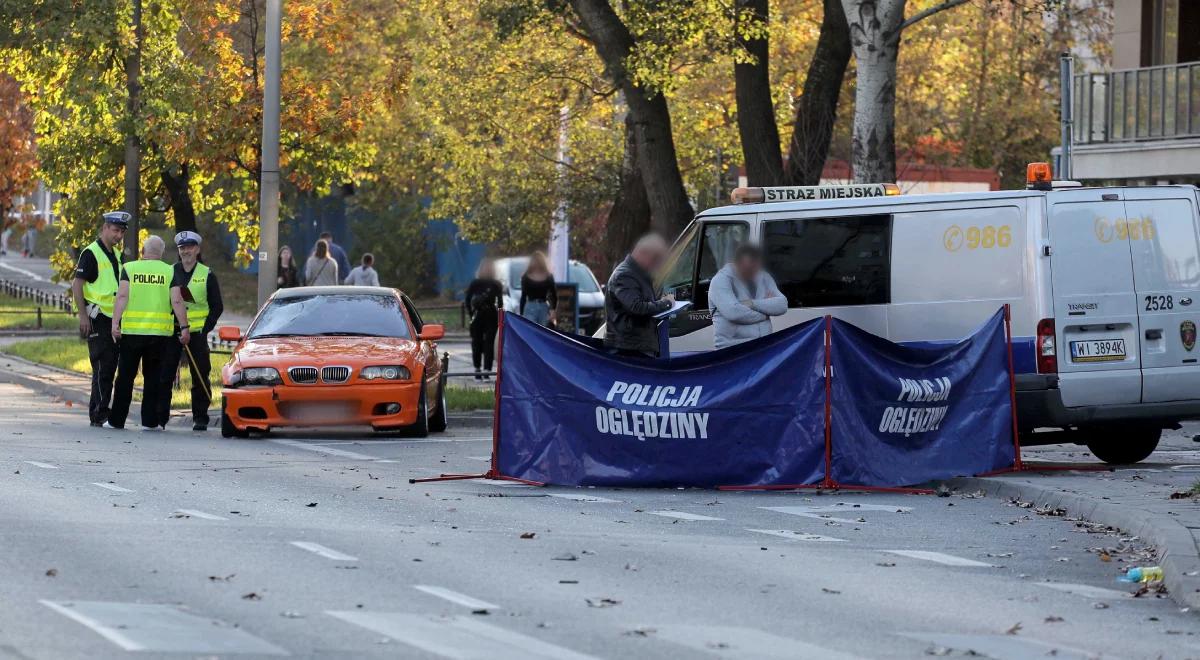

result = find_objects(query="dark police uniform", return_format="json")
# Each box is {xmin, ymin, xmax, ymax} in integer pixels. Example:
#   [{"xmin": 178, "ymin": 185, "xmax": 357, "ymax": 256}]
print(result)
[
  {"xmin": 157, "ymin": 237, "xmax": 223, "ymax": 430},
  {"xmin": 75, "ymin": 230, "xmax": 124, "ymax": 425},
  {"xmin": 108, "ymin": 259, "xmax": 177, "ymax": 429}
]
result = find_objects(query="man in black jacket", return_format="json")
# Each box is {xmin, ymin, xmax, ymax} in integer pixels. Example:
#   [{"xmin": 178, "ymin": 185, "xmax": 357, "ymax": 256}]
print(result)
[{"xmin": 604, "ymin": 234, "xmax": 674, "ymax": 357}]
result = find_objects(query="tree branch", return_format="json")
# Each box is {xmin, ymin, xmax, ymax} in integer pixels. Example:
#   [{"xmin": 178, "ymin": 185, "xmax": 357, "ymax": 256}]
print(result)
[{"xmin": 900, "ymin": 0, "xmax": 972, "ymax": 31}]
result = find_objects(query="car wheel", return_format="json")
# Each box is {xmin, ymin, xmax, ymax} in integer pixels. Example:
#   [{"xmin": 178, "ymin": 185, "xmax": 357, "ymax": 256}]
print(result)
[
  {"xmin": 429, "ymin": 378, "xmax": 448, "ymax": 433},
  {"xmin": 220, "ymin": 398, "xmax": 249, "ymax": 439},
  {"xmin": 406, "ymin": 382, "xmax": 430, "ymax": 438},
  {"xmin": 1084, "ymin": 424, "xmax": 1160, "ymax": 464}
]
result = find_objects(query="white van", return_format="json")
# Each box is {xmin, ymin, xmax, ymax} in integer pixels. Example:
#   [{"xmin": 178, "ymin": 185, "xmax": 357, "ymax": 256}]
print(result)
[{"xmin": 655, "ymin": 177, "xmax": 1200, "ymax": 464}]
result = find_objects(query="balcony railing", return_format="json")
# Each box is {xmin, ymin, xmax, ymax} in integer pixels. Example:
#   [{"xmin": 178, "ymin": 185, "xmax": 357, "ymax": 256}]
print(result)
[{"xmin": 1074, "ymin": 61, "xmax": 1200, "ymax": 144}]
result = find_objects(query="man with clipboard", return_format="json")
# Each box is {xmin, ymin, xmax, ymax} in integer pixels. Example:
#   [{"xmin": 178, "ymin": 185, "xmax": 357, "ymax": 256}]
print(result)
[{"xmin": 603, "ymin": 234, "xmax": 677, "ymax": 358}]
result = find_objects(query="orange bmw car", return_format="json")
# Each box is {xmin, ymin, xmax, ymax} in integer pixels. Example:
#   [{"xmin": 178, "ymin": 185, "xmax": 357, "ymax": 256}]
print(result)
[{"xmin": 217, "ymin": 286, "xmax": 447, "ymax": 438}]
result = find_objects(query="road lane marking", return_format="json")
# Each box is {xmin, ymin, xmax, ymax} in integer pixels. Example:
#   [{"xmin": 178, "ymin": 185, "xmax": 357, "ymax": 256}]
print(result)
[
  {"xmin": 759, "ymin": 507, "xmax": 862, "ymax": 524},
  {"xmin": 479, "ymin": 479, "xmax": 533, "ymax": 488},
  {"xmin": 885, "ymin": 550, "xmax": 994, "ymax": 567},
  {"xmin": 414, "ymin": 585, "xmax": 501, "ymax": 611},
  {"xmin": 899, "ymin": 633, "xmax": 1100, "ymax": 660},
  {"xmin": 291, "ymin": 541, "xmax": 358, "ymax": 561},
  {"xmin": 802, "ymin": 502, "xmax": 912, "ymax": 513},
  {"xmin": 547, "ymin": 493, "xmax": 619, "ymax": 503},
  {"xmin": 326, "ymin": 611, "xmax": 598, "ymax": 659},
  {"xmin": 0, "ymin": 261, "xmax": 49, "ymax": 282},
  {"xmin": 91, "ymin": 483, "xmax": 134, "ymax": 493},
  {"xmin": 23, "ymin": 460, "xmax": 58, "ymax": 469},
  {"xmin": 747, "ymin": 529, "xmax": 847, "ymax": 542},
  {"xmin": 172, "ymin": 509, "xmax": 228, "ymax": 521},
  {"xmin": 41, "ymin": 600, "xmax": 286, "ymax": 654},
  {"xmin": 646, "ymin": 511, "xmax": 724, "ymax": 521},
  {"xmin": 270, "ymin": 438, "xmax": 379, "ymax": 460},
  {"xmin": 1036, "ymin": 582, "xmax": 1134, "ymax": 600},
  {"xmin": 468, "ymin": 456, "xmax": 491, "ymax": 461},
  {"xmin": 654, "ymin": 625, "xmax": 868, "ymax": 660}
]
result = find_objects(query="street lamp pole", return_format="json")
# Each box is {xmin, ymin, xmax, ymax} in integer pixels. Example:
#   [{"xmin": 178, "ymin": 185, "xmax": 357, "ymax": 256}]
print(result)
[{"xmin": 256, "ymin": 0, "xmax": 282, "ymax": 309}]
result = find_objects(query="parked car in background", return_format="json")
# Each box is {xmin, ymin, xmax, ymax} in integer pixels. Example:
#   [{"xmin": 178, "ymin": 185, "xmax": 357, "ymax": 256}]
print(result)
[
  {"xmin": 493, "ymin": 257, "xmax": 605, "ymax": 334},
  {"xmin": 217, "ymin": 287, "xmax": 447, "ymax": 438}
]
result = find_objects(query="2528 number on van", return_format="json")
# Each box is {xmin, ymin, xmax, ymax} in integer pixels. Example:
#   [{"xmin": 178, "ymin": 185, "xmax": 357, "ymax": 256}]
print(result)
[{"xmin": 1144, "ymin": 294, "xmax": 1174, "ymax": 311}]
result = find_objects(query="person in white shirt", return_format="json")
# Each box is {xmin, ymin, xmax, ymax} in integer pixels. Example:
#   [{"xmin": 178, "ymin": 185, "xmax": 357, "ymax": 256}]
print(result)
[{"xmin": 344, "ymin": 253, "xmax": 380, "ymax": 287}]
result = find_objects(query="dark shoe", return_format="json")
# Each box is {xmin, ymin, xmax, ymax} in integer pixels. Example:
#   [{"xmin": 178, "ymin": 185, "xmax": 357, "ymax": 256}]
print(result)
[
  {"xmin": 193, "ymin": 424, "xmax": 207, "ymax": 432},
  {"xmin": 90, "ymin": 421, "xmax": 103, "ymax": 428}
]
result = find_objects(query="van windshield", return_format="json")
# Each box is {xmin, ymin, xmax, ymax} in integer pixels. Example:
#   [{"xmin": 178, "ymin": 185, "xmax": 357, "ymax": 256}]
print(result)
[{"xmin": 763, "ymin": 215, "xmax": 891, "ymax": 307}]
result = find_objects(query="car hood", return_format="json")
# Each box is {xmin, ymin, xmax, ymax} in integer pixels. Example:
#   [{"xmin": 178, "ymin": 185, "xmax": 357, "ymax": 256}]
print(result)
[{"xmin": 233, "ymin": 336, "xmax": 420, "ymax": 368}]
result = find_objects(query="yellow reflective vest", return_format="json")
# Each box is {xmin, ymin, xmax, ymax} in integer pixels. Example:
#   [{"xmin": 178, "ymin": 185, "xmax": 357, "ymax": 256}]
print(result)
[
  {"xmin": 121, "ymin": 260, "xmax": 174, "ymax": 336},
  {"xmin": 182, "ymin": 263, "xmax": 210, "ymax": 332},
  {"xmin": 81, "ymin": 241, "xmax": 122, "ymax": 317}
]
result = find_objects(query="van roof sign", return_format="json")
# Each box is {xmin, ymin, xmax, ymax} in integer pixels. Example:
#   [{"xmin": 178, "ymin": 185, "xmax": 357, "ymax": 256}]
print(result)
[{"xmin": 732, "ymin": 183, "xmax": 900, "ymax": 204}]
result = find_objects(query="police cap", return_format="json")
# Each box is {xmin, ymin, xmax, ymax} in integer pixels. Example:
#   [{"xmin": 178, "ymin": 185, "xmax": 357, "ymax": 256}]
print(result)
[
  {"xmin": 174, "ymin": 230, "xmax": 202, "ymax": 247},
  {"xmin": 102, "ymin": 211, "xmax": 131, "ymax": 227}
]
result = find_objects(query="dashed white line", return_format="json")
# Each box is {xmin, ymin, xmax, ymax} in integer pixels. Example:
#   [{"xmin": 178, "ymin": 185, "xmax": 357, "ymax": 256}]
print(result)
[
  {"xmin": 41, "ymin": 600, "xmax": 286, "ymax": 654},
  {"xmin": 91, "ymin": 482, "xmax": 134, "ymax": 493},
  {"xmin": 0, "ymin": 261, "xmax": 50, "ymax": 282},
  {"xmin": 23, "ymin": 460, "xmax": 59, "ymax": 469},
  {"xmin": 760, "ymin": 507, "xmax": 862, "ymax": 524},
  {"xmin": 414, "ymin": 585, "xmax": 501, "ymax": 611},
  {"xmin": 885, "ymin": 550, "xmax": 995, "ymax": 567},
  {"xmin": 747, "ymin": 529, "xmax": 847, "ymax": 542},
  {"xmin": 270, "ymin": 438, "xmax": 379, "ymax": 460},
  {"xmin": 646, "ymin": 510, "xmax": 724, "ymax": 521},
  {"xmin": 1036, "ymin": 582, "xmax": 1135, "ymax": 600},
  {"xmin": 547, "ymin": 493, "xmax": 620, "ymax": 503},
  {"xmin": 173, "ymin": 509, "xmax": 228, "ymax": 521},
  {"xmin": 291, "ymin": 541, "xmax": 358, "ymax": 561}
]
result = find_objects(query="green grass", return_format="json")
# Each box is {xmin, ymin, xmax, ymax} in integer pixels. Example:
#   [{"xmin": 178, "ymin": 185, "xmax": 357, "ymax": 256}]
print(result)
[
  {"xmin": 2, "ymin": 335, "xmax": 493, "ymax": 412},
  {"xmin": 415, "ymin": 302, "xmax": 466, "ymax": 330},
  {"xmin": 0, "ymin": 293, "xmax": 75, "ymax": 330}
]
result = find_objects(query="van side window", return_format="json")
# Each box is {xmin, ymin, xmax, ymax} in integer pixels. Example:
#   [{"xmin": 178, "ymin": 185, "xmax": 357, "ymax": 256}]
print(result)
[
  {"xmin": 694, "ymin": 222, "xmax": 749, "ymax": 309},
  {"xmin": 763, "ymin": 215, "xmax": 891, "ymax": 307},
  {"xmin": 660, "ymin": 223, "xmax": 701, "ymax": 301}
]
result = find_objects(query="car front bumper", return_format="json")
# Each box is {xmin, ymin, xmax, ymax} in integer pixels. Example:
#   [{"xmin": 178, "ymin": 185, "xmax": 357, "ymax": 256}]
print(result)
[{"xmin": 222, "ymin": 382, "xmax": 422, "ymax": 430}]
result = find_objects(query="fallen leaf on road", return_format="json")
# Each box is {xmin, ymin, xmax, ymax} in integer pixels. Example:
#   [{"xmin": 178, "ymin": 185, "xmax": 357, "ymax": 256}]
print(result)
[
  {"xmin": 242, "ymin": 592, "xmax": 262, "ymax": 601},
  {"xmin": 624, "ymin": 628, "xmax": 656, "ymax": 637},
  {"xmin": 1005, "ymin": 622, "xmax": 1022, "ymax": 635},
  {"xmin": 552, "ymin": 553, "xmax": 577, "ymax": 561},
  {"xmin": 208, "ymin": 574, "xmax": 235, "ymax": 582},
  {"xmin": 1099, "ymin": 552, "xmax": 1112, "ymax": 562},
  {"xmin": 1169, "ymin": 491, "xmax": 1194, "ymax": 499},
  {"xmin": 585, "ymin": 598, "xmax": 620, "ymax": 608},
  {"xmin": 520, "ymin": 532, "xmax": 536, "ymax": 539},
  {"xmin": 1093, "ymin": 602, "xmax": 1109, "ymax": 609},
  {"xmin": 45, "ymin": 569, "xmax": 57, "ymax": 577},
  {"xmin": 559, "ymin": 580, "xmax": 578, "ymax": 584},
  {"xmin": 925, "ymin": 646, "xmax": 952, "ymax": 656},
  {"xmin": 875, "ymin": 562, "xmax": 896, "ymax": 567},
  {"xmin": 821, "ymin": 588, "xmax": 841, "ymax": 595},
  {"xmin": 1044, "ymin": 616, "xmax": 1064, "ymax": 623},
  {"xmin": 471, "ymin": 609, "xmax": 490, "ymax": 615},
  {"xmin": 305, "ymin": 502, "xmax": 318, "ymax": 508}
]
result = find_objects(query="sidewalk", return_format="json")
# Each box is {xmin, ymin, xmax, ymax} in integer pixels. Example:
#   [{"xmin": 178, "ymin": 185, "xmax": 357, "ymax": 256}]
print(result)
[{"xmin": 951, "ymin": 432, "xmax": 1200, "ymax": 611}]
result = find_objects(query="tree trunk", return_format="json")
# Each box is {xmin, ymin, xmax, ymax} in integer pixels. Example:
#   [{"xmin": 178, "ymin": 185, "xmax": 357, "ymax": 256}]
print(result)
[
  {"xmin": 122, "ymin": 0, "xmax": 142, "ymax": 259},
  {"xmin": 604, "ymin": 111, "xmax": 652, "ymax": 267},
  {"xmin": 842, "ymin": 0, "xmax": 904, "ymax": 184},
  {"xmin": 568, "ymin": 0, "xmax": 694, "ymax": 237},
  {"xmin": 784, "ymin": 0, "xmax": 852, "ymax": 186},
  {"xmin": 733, "ymin": 0, "xmax": 783, "ymax": 186},
  {"xmin": 161, "ymin": 163, "xmax": 197, "ymax": 234}
]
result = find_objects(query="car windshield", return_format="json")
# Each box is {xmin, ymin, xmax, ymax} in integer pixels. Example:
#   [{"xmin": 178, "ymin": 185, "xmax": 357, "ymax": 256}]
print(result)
[
  {"xmin": 507, "ymin": 260, "xmax": 599, "ymax": 293},
  {"xmin": 248, "ymin": 294, "xmax": 411, "ymax": 339}
]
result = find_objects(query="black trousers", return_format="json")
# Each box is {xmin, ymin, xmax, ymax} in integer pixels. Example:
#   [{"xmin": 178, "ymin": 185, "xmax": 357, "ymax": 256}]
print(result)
[
  {"xmin": 108, "ymin": 334, "xmax": 167, "ymax": 429},
  {"xmin": 86, "ymin": 314, "xmax": 119, "ymax": 425},
  {"xmin": 469, "ymin": 313, "xmax": 498, "ymax": 371},
  {"xmin": 157, "ymin": 332, "xmax": 212, "ymax": 426}
]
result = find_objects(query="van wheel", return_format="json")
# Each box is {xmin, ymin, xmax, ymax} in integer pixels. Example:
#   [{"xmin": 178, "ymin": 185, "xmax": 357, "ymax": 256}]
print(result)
[
  {"xmin": 429, "ymin": 378, "xmax": 448, "ymax": 433},
  {"xmin": 405, "ymin": 382, "xmax": 430, "ymax": 438},
  {"xmin": 1084, "ymin": 425, "xmax": 1161, "ymax": 464}
]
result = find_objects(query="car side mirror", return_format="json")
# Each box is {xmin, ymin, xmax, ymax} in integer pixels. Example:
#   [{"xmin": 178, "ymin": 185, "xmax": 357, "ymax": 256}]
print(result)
[
  {"xmin": 217, "ymin": 326, "xmax": 242, "ymax": 342},
  {"xmin": 418, "ymin": 323, "xmax": 445, "ymax": 341}
]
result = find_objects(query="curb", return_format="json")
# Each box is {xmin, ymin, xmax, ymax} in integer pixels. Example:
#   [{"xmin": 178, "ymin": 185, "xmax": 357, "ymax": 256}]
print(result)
[{"xmin": 948, "ymin": 475, "xmax": 1200, "ymax": 612}]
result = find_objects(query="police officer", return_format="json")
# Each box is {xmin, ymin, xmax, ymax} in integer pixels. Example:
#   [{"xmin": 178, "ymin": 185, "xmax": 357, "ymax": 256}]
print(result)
[
  {"xmin": 157, "ymin": 231, "xmax": 223, "ymax": 431},
  {"xmin": 106, "ymin": 236, "xmax": 190, "ymax": 430},
  {"xmin": 72, "ymin": 211, "xmax": 128, "ymax": 427}
]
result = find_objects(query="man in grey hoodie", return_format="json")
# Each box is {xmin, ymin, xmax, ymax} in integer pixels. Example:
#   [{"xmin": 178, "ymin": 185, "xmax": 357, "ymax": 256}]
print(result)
[{"xmin": 708, "ymin": 244, "xmax": 788, "ymax": 349}]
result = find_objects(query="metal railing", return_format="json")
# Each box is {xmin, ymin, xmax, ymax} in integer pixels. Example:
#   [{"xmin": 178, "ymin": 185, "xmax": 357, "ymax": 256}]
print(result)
[
  {"xmin": 0, "ymin": 278, "xmax": 74, "ymax": 330},
  {"xmin": 1074, "ymin": 61, "xmax": 1200, "ymax": 144}
]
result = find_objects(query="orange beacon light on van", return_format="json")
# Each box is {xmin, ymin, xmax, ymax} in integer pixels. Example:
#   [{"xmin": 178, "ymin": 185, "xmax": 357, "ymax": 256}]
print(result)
[{"xmin": 1026, "ymin": 162, "xmax": 1053, "ymax": 190}]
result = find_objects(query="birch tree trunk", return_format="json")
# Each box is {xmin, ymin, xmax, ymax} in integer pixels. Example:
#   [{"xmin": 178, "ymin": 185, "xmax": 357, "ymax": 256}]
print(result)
[{"xmin": 841, "ymin": 0, "xmax": 905, "ymax": 184}]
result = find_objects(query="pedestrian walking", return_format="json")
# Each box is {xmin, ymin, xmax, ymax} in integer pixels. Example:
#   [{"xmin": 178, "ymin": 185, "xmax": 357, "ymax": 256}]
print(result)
[
  {"xmin": 519, "ymin": 251, "xmax": 557, "ymax": 328},
  {"xmin": 709, "ymin": 244, "xmax": 787, "ymax": 349},
  {"xmin": 318, "ymin": 231, "xmax": 351, "ymax": 279},
  {"xmin": 0, "ymin": 218, "xmax": 14, "ymax": 256},
  {"xmin": 71, "ymin": 211, "xmax": 127, "ymax": 426},
  {"xmin": 276, "ymin": 245, "xmax": 300, "ymax": 289},
  {"xmin": 344, "ymin": 253, "xmax": 380, "ymax": 286},
  {"xmin": 107, "ymin": 236, "xmax": 190, "ymax": 430},
  {"xmin": 156, "ymin": 231, "xmax": 223, "ymax": 431},
  {"xmin": 464, "ymin": 258, "xmax": 503, "ymax": 380},
  {"xmin": 603, "ymin": 234, "xmax": 674, "ymax": 358},
  {"xmin": 304, "ymin": 239, "xmax": 339, "ymax": 286},
  {"xmin": 20, "ymin": 222, "xmax": 37, "ymax": 257}
]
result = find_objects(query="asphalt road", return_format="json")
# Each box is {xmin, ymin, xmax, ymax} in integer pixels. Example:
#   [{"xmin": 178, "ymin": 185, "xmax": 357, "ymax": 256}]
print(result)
[{"xmin": 1, "ymin": 381, "xmax": 1196, "ymax": 660}]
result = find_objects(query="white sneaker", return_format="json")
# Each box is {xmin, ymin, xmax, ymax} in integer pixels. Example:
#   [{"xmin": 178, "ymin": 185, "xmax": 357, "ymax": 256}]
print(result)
[
  {"xmin": 139, "ymin": 425, "xmax": 162, "ymax": 432},
  {"xmin": 102, "ymin": 422, "xmax": 122, "ymax": 430}
]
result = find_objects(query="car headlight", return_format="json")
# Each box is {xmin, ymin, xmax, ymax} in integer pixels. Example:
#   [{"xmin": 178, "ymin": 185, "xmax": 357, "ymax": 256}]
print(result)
[
  {"xmin": 361, "ymin": 365, "xmax": 411, "ymax": 381},
  {"xmin": 228, "ymin": 367, "xmax": 282, "ymax": 387}
]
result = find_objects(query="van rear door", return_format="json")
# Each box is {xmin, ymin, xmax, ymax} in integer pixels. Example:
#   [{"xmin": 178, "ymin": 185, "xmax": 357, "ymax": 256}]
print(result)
[
  {"xmin": 1047, "ymin": 190, "xmax": 1141, "ymax": 407},
  {"xmin": 1124, "ymin": 187, "xmax": 1200, "ymax": 403}
]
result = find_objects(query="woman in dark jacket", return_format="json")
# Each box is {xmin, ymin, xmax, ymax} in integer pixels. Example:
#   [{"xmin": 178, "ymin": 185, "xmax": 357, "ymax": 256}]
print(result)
[
  {"xmin": 464, "ymin": 258, "xmax": 504, "ymax": 380},
  {"xmin": 276, "ymin": 246, "xmax": 300, "ymax": 289},
  {"xmin": 519, "ymin": 251, "xmax": 557, "ymax": 328}
]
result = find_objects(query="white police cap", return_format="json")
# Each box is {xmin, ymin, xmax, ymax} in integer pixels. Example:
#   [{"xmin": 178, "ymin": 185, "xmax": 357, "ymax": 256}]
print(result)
[{"xmin": 174, "ymin": 230, "xmax": 202, "ymax": 247}]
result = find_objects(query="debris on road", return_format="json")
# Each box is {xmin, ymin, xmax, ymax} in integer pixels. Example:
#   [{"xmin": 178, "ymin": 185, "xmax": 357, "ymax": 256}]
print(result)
[
  {"xmin": 242, "ymin": 592, "xmax": 263, "ymax": 600},
  {"xmin": 44, "ymin": 568, "xmax": 57, "ymax": 577},
  {"xmin": 1005, "ymin": 622, "xmax": 1022, "ymax": 635},
  {"xmin": 586, "ymin": 597, "xmax": 620, "ymax": 608},
  {"xmin": 208, "ymin": 574, "xmax": 235, "ymax": 582},
  {"xmin": 552, "ymin": 553, "xmax": 578, "ymax": 561},
  {"xmin": 306, "ymin": 502, "xmax": 318, "ymax": 507},
  {"xmin": 520, "ymin": 532, "xmax": 536, "ymax": 539},
  {"xmin": 1118, "ymin": 566, "xmax": 1164, "ymax": 583}
]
